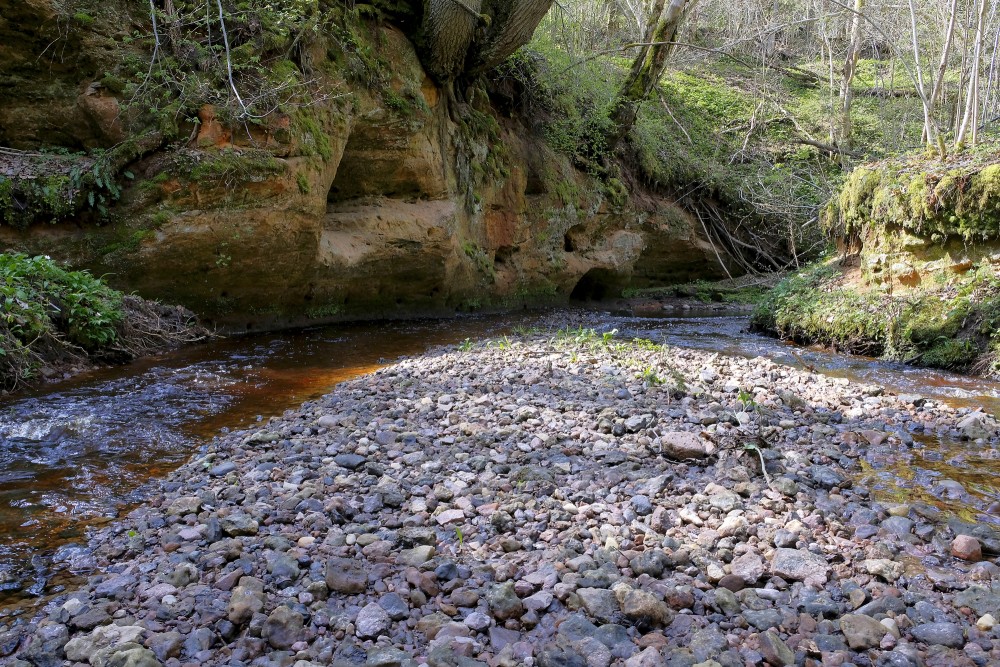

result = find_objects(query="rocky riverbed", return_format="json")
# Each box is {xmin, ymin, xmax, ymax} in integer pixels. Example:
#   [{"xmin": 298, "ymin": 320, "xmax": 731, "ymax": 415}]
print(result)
[{"xmin": 4, "ymin": 313, "xmax": 1000, "ymax": 667}]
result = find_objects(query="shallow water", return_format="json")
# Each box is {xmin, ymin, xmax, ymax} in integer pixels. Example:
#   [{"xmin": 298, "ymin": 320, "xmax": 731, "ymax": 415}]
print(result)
[{"xmin": 1, "ymin": 307, "xmax": 999, "ymax": 607}]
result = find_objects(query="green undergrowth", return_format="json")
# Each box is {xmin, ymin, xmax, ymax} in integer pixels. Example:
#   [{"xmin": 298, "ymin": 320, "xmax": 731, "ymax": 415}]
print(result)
[
  {"xmin": 0, "ymin": 254, "xmax": 206, "ymax": 391},
  {"xmin": 751, "ymin": 259, "xmax": 1000, "ymax": 376},
  {"xmin": 0, "ymin": 254, "xmax": 125, "ymax": 389},
  {"xmin": 825, "ymin": 141, "xmax": 1000, "ymax": 243}
]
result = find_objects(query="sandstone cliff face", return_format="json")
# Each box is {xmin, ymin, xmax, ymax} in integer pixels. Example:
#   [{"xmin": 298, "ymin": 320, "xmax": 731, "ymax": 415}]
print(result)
[{"xmin": 0, "ymin": 12, "xmax": 728, "ymax": 329}]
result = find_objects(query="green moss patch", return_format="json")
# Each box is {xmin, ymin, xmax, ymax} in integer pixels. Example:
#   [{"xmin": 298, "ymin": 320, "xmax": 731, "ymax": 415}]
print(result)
[
  {"xmin": 825, "ymin": 142, "xmax": 1000, "ymax": 243},
  {"xmin": 752, "ymin": 259, "xmax": 1000, "ymax": 375}
]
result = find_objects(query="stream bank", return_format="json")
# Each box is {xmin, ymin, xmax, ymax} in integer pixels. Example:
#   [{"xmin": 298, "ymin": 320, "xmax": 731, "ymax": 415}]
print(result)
[
  {"xmin": 753, "ymin": 143, "xmax": 1000, "ymax": 379},
  {"xmin": 5, "ymin": 312, "xmax": 1000, "ymax": 667}
]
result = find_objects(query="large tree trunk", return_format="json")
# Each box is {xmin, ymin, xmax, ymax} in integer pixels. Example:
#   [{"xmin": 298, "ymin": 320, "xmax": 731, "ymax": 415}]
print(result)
[
  {"xmin": 419, "ymin": 0, "xmax": 482, "ymax": 84},
  {"xmin": 468, "ymin": 0, "xmax": 554, "ymax": 75}
]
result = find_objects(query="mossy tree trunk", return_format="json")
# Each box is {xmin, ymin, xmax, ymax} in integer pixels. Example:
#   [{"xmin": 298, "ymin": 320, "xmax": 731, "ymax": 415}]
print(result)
[
  {"xmin": 417, "ymin": 0, "xmax": 552, "ymax": 85},
  {"xmin": 838, "ymin": 0, "xmax": 864, "ymax": 153},
  {"xmin": 605, "ymin": 0, "xmax": 693, "ymax": 154}
]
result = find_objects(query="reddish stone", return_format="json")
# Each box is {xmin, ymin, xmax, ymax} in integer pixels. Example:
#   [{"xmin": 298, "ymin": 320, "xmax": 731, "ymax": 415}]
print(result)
[{"xmin": 952, "ymin": 534, "xmax": 983, "ymax": 562}]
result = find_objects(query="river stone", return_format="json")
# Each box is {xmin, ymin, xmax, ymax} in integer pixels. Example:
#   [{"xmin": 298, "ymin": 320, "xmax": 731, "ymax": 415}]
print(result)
[
  {"xmin": 397, "ymin": 545, "xmax": 436, "ymax": 567},
  {"xmin": 880, "ymin": 516, "xmax": 914, "ymax": 537},
  {"xmin": 839, "ymin": 614, "xmax": 887, "ymax": 650},
  {"xmin": 558, "ymin": 613, "xmax": 600, "ymax": 642},
  {"xmin": 624, "ymin": 647, "xmax": 663, "ymax": 667},
  {"xmin": 629, "ymin": 550, "xmax": 668, "ymax": 578},
  {"xmin": 166, "ymin": 496, "xmax": 202, "ymax": 516},
  {"xmin": 356, "ymin": 602, "xmax": 392, "ymax": 638},
  {"xmin": 326, "ymin": 557, "xmax": 367, "ymax": 594},
  {"xmin": 957, "ymin": 412, "xmax": 995, "ymax": 440},
  {"xmin": 19, "ymin": 622, "xmax": 68, "ymax": 667},
  {"xmin": 730, "ymin": 552, "xmax": 765, "ymax": 585},
  {"xmin": 227, "ymin": 576, "xmax": 265, "ymax": 624},
  {"xmin": 759, "ymin": 630, "xmax": 794, "ymax": 666},
  {"xmin": 911, "ymin": 622, "xmax": 965, "ymax": 647},
  {"xmin": 577, "ymin": 588, "xmax": 619, "ymax": 623},
  {"xmin": 220, "ymin": 513, "xmax": 258, "ymax": 536},
  {"xmin": 771, "ymin": 548, "xmax": 828, "ymax": 581},
  {"xmin": 105, "ymin": 645, "xmax": 164, "ymax": 667},
  {"xmin": 954, "ymin": 586, "xmax": 1000, "ymax": 616},
  {"xmin": 379, "ymin": 592, "xmax": 410, "ymax": 621},
  {"xmin": 952, "ymin": 535, "xmax": 983, "ymax": 561},
  {"xmin": 620, "ymin": 589, "xmax": 672, "ymax": 627},
  {"xmin": 864, "ymin": 558, "xmax": 904, "ymax": 582},
  {"xmin": 268, "ymin": 552, "xmax": 300, "ymax": 586},
  {"xmin": 659, "ymin": 432, "xmax": 710, "ymax": 459},
  {"xmin": 488, "ymin": 581, "xmax": 523, "ymax": 620},
  {"xmin": 334, "ymin": 453, "xmax": 366, "ymax": 470},
  {"xmin": 262, "ymin": 606, "xmax": 304, "ymax": 649},
  {"xmin": 209, "ymin": 461, "xmax": 236, "ymax": 477}
]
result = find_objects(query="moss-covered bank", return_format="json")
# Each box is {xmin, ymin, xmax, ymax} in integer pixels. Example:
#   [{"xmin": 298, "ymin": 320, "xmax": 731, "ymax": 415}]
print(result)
[
  {"xmin": 753, "ymin": 142, "xmax": 1000, "ymax": 378},
  {"xmin": 0, "ymin": 254, "xmax": 208, "ymax": 391}
]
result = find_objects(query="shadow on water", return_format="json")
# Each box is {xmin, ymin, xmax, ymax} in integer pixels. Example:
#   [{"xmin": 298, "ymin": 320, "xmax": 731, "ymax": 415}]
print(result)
[{"xmin": 2, "ymin": 307, "xmax": 1000, "ymax": 608}]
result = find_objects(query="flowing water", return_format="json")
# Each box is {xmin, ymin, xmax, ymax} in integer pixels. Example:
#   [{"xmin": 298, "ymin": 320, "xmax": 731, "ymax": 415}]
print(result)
[{"xmin": 1, "ymin": 308, "xmax": 999, "ymax": 608}]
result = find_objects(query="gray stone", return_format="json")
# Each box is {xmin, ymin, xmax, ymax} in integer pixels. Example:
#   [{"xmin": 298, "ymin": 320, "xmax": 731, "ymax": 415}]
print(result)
[
  {"xmin": 209, "ymin": 461, "xmax": 237, "ymax": 477},
  {"xmin": 730, "ymin": 552, "xmax": 765, "ymax": 585},
  {"xmin": 227, "ymin": 576, "xmax": 265, "ymax": 625},
  {"xmin": 19, "ymin": 622, "xmax": 68, "ymax": 667},
  {"xmin": 268, "ymin": 552, "xmax": 301, "ymax": 585},
  {"xmin": 629, "ymin": 550, "xmax": 669, "ymax": 578},
  {"xmin": 578, "ymin": 588, "xmax": 619, "ymax": 623},
  {"xmin": 771, "ymin": 548, "xmax": 828, "ymax": 581},
  {"xmin": 262, "ymin": 606, "xmax": 305, "ymax": 649},
  {"xmin": 660, "ymin": 432, "xmax": 709, "ymax": 460},
  {"xmin": 910, "ymin": 622, "xmax": 965, "ymax": 648},
  {"xmin": 880, "ymin": 516, "xmax": 914, "ymax": 537},
  {"xmin": 397, "ymin": 545, "xmax": 436, "ymax": 567},
  {"xmin": 335, "ymin": 453, "xmax": 367, "ymax": 470},
  {"xmin": 378, "ymin": 592, "xmax": 410, "ymax": 620},
  {"xmin": 487, "ymin": 581, "xmax": 523, "ymax": 621},
  {"xmin": 620, "ymin": 589, "xmax": 672, "ymax": 627},
  {"xmin": 105, "ymin": 645, "xmax": 164, "ymax": 667},
  {"xmin": 356, "ymin": 602, "xmax": 392, "ymax": 639},
  {"xmin": 630, "ymin": 495, "xmax": 653, "ymax": 516},
  {"xmin": 759, "ymin": 630, "xmax": 794, "ymax": 666},
  {"xmin": 220, "ymin": 513, "xmax": 258, "ymax": 536}
]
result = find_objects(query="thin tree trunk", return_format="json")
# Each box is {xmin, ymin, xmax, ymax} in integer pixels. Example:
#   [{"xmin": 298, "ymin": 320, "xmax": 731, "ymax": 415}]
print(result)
[
  {"xmin": 925, "ymin": 0, "xmax": 960, "ymax": 142},
  {"xmin": 908, "ymin": 0, "xmax": 943, "ymax": 154},
  {"xmin": 956, "ymin": 0, "xmax": 990, "ymax": 148},
  {"xmin": 839, "ymin": 0, "xmax": 864, "ymax": 152}
]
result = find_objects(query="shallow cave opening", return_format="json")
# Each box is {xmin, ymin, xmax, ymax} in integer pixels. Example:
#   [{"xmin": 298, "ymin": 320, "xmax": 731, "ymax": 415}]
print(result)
[{"xmin": 570, "ymin": 268, "xmax": 627, "ymax": 302}]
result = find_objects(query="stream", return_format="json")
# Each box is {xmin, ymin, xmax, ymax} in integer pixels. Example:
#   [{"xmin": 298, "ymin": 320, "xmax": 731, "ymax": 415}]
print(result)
[{"xmin": 1, "ymin": 308, "xmax": 999, "ymax": 610}]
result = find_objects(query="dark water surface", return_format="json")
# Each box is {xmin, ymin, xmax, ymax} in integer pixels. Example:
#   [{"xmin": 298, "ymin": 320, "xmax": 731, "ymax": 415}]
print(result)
[{"xmin": 2, "ymin": 309, "xmax": 999, "ymax": 608}]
